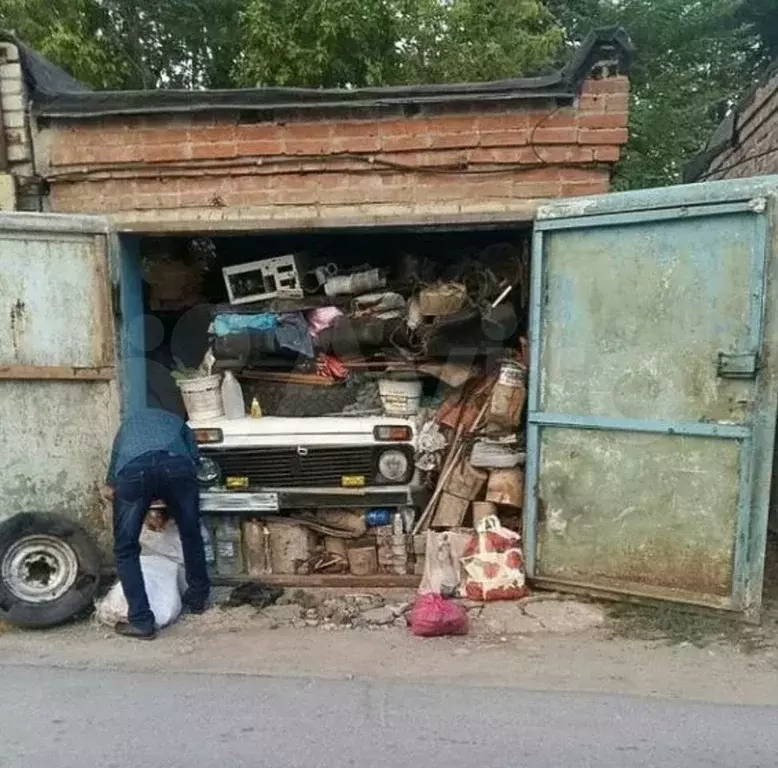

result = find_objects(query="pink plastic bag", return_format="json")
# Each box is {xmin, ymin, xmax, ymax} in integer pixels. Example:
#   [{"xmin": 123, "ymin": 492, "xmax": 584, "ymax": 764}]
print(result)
[{"xmin": 409, "ymin": 594, "xmax": 468, "ymax": 637}]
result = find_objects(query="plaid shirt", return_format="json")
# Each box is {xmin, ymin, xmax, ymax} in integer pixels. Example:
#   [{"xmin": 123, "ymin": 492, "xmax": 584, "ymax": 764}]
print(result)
[{"xmin": 107, "ymin": 407, "xmax": 199, "ymax": 484}]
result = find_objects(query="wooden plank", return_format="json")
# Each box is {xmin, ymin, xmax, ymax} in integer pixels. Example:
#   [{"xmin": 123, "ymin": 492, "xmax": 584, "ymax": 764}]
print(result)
[
  {"xmin": 211, "ymin": 573, "xmax": 421, "ymax": 589},
  {"xmin": 0, "ymin": 365, "xmax": 115, "ymax": 381}
]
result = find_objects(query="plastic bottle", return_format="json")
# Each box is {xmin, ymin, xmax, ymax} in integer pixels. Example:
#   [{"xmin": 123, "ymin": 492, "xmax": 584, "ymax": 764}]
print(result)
[
  {"xmin": 201, "ymin": 523, "xmax": 215, "ymax": 569},
  {"xmin": 250, "ymin": 397, "xmax": 263, "ymax": 418},
  {"xmin": 221, "ymin": 370, "xmax": 246, "ymax": 419},
  {"xmin": 212, "ymin": 517, "xmax": 244, "ymax": 576}
]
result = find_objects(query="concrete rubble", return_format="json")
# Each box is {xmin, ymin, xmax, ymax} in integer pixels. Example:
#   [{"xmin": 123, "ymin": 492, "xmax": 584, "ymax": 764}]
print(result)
[{"xmin": 216, "ymin": 588, "xmax": 603, "ymax": 636}]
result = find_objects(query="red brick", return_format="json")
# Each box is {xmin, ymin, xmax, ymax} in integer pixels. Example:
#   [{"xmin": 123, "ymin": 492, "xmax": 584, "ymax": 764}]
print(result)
[
  {"xmin": 138, "ymin": 128, "xmax": 191, "ymax": 145},
  {"xmin": 578, "ymin": 128, "xmax": 628, "ymax": 145},
  {"xmin": 470, "ymin": 179, "xmax": 517, "ymax": 198},
  {"xmin": 560, "ymin": 180, "xmax": 610, "ymax": 196},
  {"xmin": 579, "ymin": 93, "xmax": 606, "ymax": 113},
  {"xmin": 478, "ymin": 129, "xmax": 530, "ymax": 148},
  {"xmin": 231, "ymin": 174, "xmax": 275, "ymax": 193},
  {"xmin": 428, "ymin": 132, "xmax": 477, "ymax": 150},
  {"xmin": 143, "ymin": 143, "xmax": 191, "ymax": 162},
  {"xmin": 513, "ymin": 180, "xmax": 563, "ymax": 198},
  {"xmin": 381, "ymin": 134, "xmax": 430, "ymax": 152},
  {"xmin": 316, "ymin": 173, "xmax": 350, "ymax": 190},
  {"xmin": 606, "ymin": 93, "xmax": 630, "ymax": 113},
  {"xmin": 191, "ymin": 141, "xmax": 238, "ymax": 159},
  {"xmin": 195, "ymin": 125, "xmax": 238, "ymax": 143},
  {"xmin": 558, "ymin": 167, "xmax": 605, "ymax": 182},
  {"xmin": 469, "ymin": 147, "xmax": 528, "ymax": 164},
  {"xmin": 387, "ymin": 149, "xmax": 467, "ymax": 169},
  {"xmin": 594, "ymin": 145, "xmax": 621, "ymax": 162},
  {"xmin": 282, "ymin": 121, "xmax": 333, "ymax": 141},
  {"xmin": 331, "ymin": 135, "xmax": 382, "ymax": 153},
  {"xmin": 237, "ymin": 139, "xmax": 285, "ymax": 156},
  {"xmin": 236, "ymin": 123, "xmax": 283, "ymax": 141},
  {"xmin": 331, "ymin": 120, "xmax": 381, "ymax": 138},
  {"xmin": 532, "ymin": 127, "xmax": 579, "ymax": 144},
  {"xmin": 537, "ymin": 110, "xmax": 578, "ymax": 129},
  {"xmin": 432, "ymin": 115, "xmax": 479, "ymax": 134},
  {"xmin": 514, "ymin": 166, "xmax": 563, "ymax": 183},
  {"xmin": 379, "ymin": 118, "xmax": 427, "ymax": 137},
  {"xmin": 413, "ymin": 179, "xmax": 472, "ymax": 202},
  {"xmin": 234, "ymin": 187, "xmax": 277, "ymax": 206},
  {"xmin": 582, "ymin": 76, "xmax": 629, "ymax": 95},
  {"xmin": 283, "ymin": 138, "xmax": 329, "ymax": 155},
  {"xmin": 533, "ymin": 146, "xmax": 595, "ymax": 164},
  {"xmin": 580, "ymin": 112, "xmax": 628, "ymax": 129}
]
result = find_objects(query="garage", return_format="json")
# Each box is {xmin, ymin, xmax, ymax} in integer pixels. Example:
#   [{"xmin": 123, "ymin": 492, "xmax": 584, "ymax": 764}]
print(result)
[{"xmin": 3, "ymin": 30, "xmax": 778, "ymax": 626}]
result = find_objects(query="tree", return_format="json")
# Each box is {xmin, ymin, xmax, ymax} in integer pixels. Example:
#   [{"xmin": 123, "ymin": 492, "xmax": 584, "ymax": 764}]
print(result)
[
  {"xmin": 395, "ymin": 0, "xmax": 563, "ymax": 84},
  {"xmin": 548, "ymin": 0, "xmax": 759, "ymax": 189},
  {"xmin": 0, "ymin": 0, "xmax": 245, "ymax": 89},
  {"xmin": 236, "ymin": 0, "xmax": 564, "ymax": 88},
  {"xmin": 237, "ymin": 0, "xmax": 402, "ymax": 88}
]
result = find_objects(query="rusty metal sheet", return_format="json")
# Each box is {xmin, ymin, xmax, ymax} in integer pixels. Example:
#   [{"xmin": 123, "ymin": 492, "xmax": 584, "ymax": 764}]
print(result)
[
  {"xmin": 540, "ymin": 213, "xmax": 756, "ymax": 424},
  {"xmin": 537, "ymin": 429, "xmax": 739, "ymax": 601},
  {"xmin": 0, "ymin": 232, "xmax": 113, "ymax": 368},
  {"xmin": 526, "ymin": 180, "xmax": 778, "ymax": 617},
  {"xmin": 0, "ymin": 380, "xmax": 118, "ymax": 557}
]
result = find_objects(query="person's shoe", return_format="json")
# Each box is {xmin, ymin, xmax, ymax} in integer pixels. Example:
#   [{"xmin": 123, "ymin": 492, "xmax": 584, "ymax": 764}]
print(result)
[
  {"xmin": 115, "ymin": 621, "xmax": 156, "ymax": 640},
  {"xmin": 182, "ymin": 602, "xmax": 207, "ymax": 615}
]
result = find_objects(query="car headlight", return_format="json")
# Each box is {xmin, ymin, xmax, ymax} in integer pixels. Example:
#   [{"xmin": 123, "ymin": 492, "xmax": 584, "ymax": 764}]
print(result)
[
  {"xmin": 377, "ymin": 449, "xmax": 410, "ymax": 483},
  {"xmin": 194, "ymin": 428, "xmax": 223, "ymax": 444},
  {"xmin": 197, "ymin": 456, "xmax": 221, "ymax": 487}
]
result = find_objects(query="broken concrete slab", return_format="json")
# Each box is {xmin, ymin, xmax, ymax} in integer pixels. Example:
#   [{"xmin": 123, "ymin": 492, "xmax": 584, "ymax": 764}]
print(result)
[
  {"xmin": 261, "ymin": 604, "xmax": 304, "ymax": 624},
  {"xmin": 476, "ymin": 602, "xmax": 544, "ymax": 635},
  {"xmin": 361, "ymin": 606, "xmax": 396, "ymax": 626},
  {"xmin": 474, "ymin": 599, "xmax": 605, "ymax": 636},
  {"xmin": 523, "ymin": 600, "xmax": 605, "ymax": 634}
]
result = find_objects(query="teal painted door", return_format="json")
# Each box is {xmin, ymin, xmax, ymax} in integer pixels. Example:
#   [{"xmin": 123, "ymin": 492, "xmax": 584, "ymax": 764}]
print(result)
[{"xmin": 525, "ymin": 178, "xmax": 778, "ymax": 617}]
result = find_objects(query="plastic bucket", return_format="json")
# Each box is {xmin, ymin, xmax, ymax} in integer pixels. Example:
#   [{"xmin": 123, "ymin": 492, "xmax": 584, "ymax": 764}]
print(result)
[
  {"xmin": 177, "ymin": 374, "xmax": 224, "ymax": 420},
  {"xmin": 378, "ymin": 378, "xmax": 422, "ymax": 416}
]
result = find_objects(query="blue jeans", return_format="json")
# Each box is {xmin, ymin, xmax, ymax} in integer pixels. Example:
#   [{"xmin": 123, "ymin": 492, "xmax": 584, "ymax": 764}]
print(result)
[{"xmin": 113, "ymin": 451, "xmax": 210, "ymax": 631}]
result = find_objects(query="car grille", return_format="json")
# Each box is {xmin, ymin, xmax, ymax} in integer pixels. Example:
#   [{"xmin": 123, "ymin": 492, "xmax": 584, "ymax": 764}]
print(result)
[{"xmin": 205, "ymin": 446, "xmax": 378, "ymax": 488}]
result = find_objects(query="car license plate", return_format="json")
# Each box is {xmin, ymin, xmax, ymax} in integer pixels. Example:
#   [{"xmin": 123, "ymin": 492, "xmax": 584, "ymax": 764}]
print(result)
[
  {"xmin": 341, "ymin": 474, "xmax": 366, "ymax": 488},
  {"xmin": 225, "ymin": 476, "xmax": 249, "ymax": 489}
]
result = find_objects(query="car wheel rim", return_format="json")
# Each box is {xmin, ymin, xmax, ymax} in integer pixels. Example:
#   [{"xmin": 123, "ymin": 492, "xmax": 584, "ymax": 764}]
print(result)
[{"xmin": 1, "ymin": 535, "xmax": 79, "ymax": 603}]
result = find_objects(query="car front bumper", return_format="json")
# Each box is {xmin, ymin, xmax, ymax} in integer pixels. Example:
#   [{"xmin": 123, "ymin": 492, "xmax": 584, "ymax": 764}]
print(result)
[{"xmin": 199, "ymin": 485, "xmax": 429, "ymax": 515}]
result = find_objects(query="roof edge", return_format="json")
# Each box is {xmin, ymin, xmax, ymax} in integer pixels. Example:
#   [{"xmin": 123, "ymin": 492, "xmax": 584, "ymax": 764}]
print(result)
[{"xmin": 10, "ymin": 26, "xmax": 632, "ymax": 120}]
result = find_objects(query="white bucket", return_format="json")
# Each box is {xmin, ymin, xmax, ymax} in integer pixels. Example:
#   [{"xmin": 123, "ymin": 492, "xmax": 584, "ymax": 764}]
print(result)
[
  {"xmin": 378, "ymin": 378, "xmax": 422, "ymax": 416},
  {"xmin": 177, "ymin": 374, "xmax": 224, "ymax": 420}
]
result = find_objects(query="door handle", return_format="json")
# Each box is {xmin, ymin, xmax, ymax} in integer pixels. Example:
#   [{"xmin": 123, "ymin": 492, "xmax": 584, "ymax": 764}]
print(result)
[{"xmin": 718, "ymin": 352, "xmax": 759, "ymax": 380}]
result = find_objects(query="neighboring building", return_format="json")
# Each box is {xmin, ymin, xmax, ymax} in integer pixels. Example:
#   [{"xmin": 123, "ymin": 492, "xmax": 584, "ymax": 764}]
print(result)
[
  {"xmin": 0, "ymin": 29, "xmax": 632, "ymax": 227},
  {"xmin": 685, "ymin": 61, "xmax": 778, "ymax": 183}
]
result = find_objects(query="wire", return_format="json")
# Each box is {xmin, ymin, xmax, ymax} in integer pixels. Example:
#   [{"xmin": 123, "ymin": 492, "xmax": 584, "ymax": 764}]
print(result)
[{"xmin": 697, "ymin": 145, "xmax": 778, "ymax": 181}]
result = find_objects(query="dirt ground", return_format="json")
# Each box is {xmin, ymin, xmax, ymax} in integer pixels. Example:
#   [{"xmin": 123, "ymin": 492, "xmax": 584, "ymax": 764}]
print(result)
[
  {"xmin": 2, "ymin": 585, "xmax": 778, "ymax": 706},
  {"xmin": 4, "ymin": 535, "xmax": 778, "ymax": 706}
]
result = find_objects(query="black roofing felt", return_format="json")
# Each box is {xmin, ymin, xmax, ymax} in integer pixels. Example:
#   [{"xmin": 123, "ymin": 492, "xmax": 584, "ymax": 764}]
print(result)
[{"xmin": 2, "ymin": 27, "xmax": 632, "ymax": 119}]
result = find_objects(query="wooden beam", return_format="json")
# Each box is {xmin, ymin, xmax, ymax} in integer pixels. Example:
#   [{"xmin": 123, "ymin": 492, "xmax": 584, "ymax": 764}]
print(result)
[
  {"xmin": 211, "ymin": 574, "xmax": 421, "ymax": 589},
  {"xmin": 0, "ymin": 365, "xmax": 115, "ymax": 381}
]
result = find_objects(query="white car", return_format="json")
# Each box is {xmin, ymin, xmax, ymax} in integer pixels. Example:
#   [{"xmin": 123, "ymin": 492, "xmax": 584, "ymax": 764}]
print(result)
[{"xmin": 189, "ymin": 415, "xmax": 427, "ymax": 516}]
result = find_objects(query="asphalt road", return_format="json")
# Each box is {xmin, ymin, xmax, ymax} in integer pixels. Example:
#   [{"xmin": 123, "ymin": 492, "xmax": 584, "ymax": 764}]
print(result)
[{"xmin": 1, "ymin": 665, "xmax": 775, "ymax": 767}]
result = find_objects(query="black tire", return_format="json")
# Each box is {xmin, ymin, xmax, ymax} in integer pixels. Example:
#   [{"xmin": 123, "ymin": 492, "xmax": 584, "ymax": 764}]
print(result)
[{"xmin": 0, "ymin": 513, "xmax": 101, "ymax": 628}]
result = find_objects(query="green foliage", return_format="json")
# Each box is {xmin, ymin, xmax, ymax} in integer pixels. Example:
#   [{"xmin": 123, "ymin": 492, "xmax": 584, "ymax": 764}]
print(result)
[
  {"xmin": 237, "ymin": 0, "xmax": 402, "ymax": 88},
  {"xmin": 549, "ymin": 0, "xmax": 762, "ymax": 189},
  {"xmin": 236, "ymin": 0, "xmax": 563, "ymax": 87},
  {"xmin": 393, "ymin": 0, "xmax": 564, "ymax": 84},
  {"xmin": 0, "ymin": 0, "xmax": 244, "ymax": 89}
]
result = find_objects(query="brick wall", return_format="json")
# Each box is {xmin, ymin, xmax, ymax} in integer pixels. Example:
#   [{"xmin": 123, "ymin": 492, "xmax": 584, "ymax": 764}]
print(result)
[
  {"xmin": 38, "ymin": 75, "xmax": 629, "ymax": 229},
  {"xmin": 706, "ymin": 67, "xmax": 778, "ymax": 181},
  {"xmin": 0, "ymin": 41, "xmax": 34, "ymax": 209}
]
